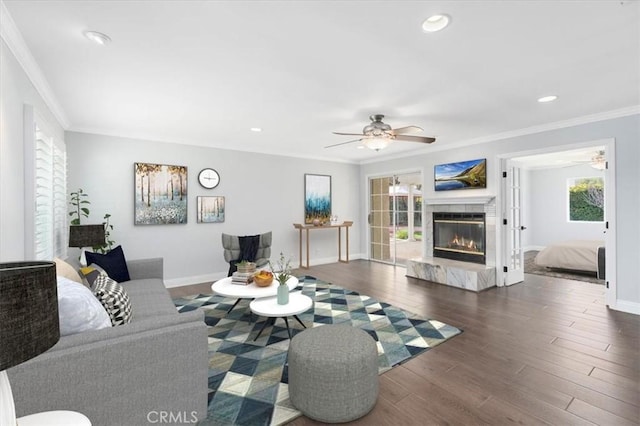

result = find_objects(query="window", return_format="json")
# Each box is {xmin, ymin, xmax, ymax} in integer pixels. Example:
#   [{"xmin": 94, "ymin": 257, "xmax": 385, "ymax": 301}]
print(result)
[
  {"xmin": 25, "ymin": 105, "xmax": 68, "ymax": 260},
  {"xmin": 568, "ymin": 177, "xmax": 604, "ymax": 222}
]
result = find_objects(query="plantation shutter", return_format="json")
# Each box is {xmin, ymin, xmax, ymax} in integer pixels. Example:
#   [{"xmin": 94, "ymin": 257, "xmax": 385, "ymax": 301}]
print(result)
[{"xmin": 33, "ymin": 126, "xmax": 68, "ymax": 260}]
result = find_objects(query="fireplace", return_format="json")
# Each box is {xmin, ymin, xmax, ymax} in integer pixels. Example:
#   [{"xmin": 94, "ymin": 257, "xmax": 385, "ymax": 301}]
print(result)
[{"xmin": 433, "ymin": 212, "xmax": 486, "ymax": 264}]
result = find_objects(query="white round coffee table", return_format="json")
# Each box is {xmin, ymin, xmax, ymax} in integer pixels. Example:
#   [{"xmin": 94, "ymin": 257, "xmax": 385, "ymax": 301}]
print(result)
[
  {"xmin": 17, "ymin": 411, "xmax": 91, "ymax": 426},
  {"xmin": 211, "ymin": 275, "xmax": 299, "ymax": 313},
  {"xmin": 249, "ymin": 291, "xmax": 313, "ymax": 340}
]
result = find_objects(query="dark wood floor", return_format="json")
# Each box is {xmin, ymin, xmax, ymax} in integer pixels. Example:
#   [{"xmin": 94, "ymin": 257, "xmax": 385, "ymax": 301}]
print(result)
[{"xmin": 169, "ymin": 260, "xmax": 640, "ymax": 426}]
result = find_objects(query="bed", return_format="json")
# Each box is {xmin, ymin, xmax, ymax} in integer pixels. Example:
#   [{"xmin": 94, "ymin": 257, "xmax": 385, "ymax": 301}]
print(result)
[{"xmin": 535, "ymin": 240, "xmax": 605, "ymax": 278}]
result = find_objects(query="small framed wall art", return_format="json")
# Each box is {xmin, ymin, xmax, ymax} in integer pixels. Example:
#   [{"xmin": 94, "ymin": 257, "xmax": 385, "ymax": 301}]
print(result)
[
  {"xmin": 304, "ymin": 173, "xmax": 331, "ymax": 224},
  {"xmin": 134, "ymin": 162, "xmax": 187, "ymax": 225},
  {"xmin": 197, "ymin": 196, "xmax": 225, "ymax": 223}
]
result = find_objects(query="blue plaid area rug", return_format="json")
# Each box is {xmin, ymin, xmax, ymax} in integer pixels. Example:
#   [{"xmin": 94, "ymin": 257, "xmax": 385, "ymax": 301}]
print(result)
[{"xmin": 173, "ymin": 277, "xmax": 462, "ymax": 426}]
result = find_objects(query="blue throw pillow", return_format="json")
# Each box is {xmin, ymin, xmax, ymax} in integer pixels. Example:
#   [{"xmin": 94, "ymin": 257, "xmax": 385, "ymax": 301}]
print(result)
[{"xmin": 85, "ymin": 245, "xmax": 130, "ymax": 282}]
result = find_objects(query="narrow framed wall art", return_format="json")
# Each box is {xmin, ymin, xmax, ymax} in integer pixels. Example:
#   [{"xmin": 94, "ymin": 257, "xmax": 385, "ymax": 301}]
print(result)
[{"xmin": 304, "ymin": 173, "xmax": 331, "ymax": 224}]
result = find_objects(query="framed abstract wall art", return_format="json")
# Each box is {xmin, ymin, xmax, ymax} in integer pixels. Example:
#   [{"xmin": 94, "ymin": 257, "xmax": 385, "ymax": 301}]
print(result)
[
  {"xmin": 197, "ymin": 196, "xmax": 225, "ymax": 223},
  {"xmin": 434, "ymin": 158, "xmax": 487, "ymax": 191},
  {"xmin": 304, "ymin": 173, "xmax": 331, "ymax": 224},
  {"xmin": 134, "ymin": 162, "xmax": 188, "ymax": 225}
]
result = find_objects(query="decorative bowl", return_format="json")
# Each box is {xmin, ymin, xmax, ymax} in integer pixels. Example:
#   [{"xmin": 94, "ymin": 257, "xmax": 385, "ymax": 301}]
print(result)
[{"xmin": 253, "ymin": 271, "xmax": 274, "ymax": 287}]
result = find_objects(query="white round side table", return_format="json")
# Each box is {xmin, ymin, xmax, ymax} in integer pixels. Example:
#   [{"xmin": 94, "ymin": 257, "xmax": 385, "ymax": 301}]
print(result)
[
  {"xmin": 18, "ymin": 410, "xmax": 91, "ymax": 426},
  {"xmin": 249, "ymin": 291, "xmax": 313, "ymax": 340}
]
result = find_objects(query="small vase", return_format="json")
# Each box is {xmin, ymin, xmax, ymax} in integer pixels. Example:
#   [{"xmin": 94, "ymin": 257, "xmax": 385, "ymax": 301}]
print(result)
[{"xmin": 277, "ymin": 284, "xmax": 289, "ymax": 305}]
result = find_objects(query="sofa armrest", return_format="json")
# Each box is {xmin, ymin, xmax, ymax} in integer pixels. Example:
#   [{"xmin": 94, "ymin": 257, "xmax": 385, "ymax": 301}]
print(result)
[
  {"xmin": 127, "ymin": 257, "xmax": 163, "ymax": 280},
  {"xmin": 8, "ymin": 309, "xmax": 208, "ymax": 426}
]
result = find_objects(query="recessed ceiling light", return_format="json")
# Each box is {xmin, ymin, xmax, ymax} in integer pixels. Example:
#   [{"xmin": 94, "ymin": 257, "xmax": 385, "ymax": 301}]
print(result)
[
  {"xmin": 357, "ymin": 145, "xmax": 365, "ymax": 150},
  {"xmin": 83, "ymin": 30, "xmax": 111, "ymax": 45},
  {"xmin": 250, "ymin": 127, "xmax": 262, "ymax": 132},
  {"xmin": 422, "ymin": 14, "xmax": 450, "ymax": 32},
  {"xmin": 538, "ymin": 95, "xmax": 558, "ymax": 103}
]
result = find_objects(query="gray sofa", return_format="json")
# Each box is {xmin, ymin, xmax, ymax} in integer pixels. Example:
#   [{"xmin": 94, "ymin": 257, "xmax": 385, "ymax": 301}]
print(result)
[{"xmin": 7, "ymin": 258, "xmax": 209, "ymax": 426}]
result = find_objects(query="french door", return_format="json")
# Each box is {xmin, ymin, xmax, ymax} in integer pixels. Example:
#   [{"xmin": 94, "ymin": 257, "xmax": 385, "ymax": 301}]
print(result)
[{"xmin": 502, "ymin": 159, "xmax": 525, "ymax": 285}]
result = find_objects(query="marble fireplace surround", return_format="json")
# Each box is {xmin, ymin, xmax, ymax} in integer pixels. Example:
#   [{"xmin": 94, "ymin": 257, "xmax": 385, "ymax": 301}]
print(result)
[{"xmin": 406, "ymin": 196, "xmax": 497, "ymax": 292}]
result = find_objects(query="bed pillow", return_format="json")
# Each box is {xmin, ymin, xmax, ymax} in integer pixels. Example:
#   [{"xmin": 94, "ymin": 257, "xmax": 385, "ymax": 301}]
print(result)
[
  {"xmin": 85, "ymin": 245, "xmax": 130, "ymax": 282},
  {"xmin": 56, "ymin": 275, "xmax": 112, "ymax": 336},
  {"xmin": 92, "ymin": 274, "xmax": 133, "ymax": 326}
]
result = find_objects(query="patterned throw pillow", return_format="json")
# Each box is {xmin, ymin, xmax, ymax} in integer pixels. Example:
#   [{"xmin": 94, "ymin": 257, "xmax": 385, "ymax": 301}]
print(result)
[
  {"xmin": 92, "ymin": 274, "xmax": 133, "ymax": 326},
  {"xmin": 79, "ymin": 263, "xmax": 107, "ymax": 287}
]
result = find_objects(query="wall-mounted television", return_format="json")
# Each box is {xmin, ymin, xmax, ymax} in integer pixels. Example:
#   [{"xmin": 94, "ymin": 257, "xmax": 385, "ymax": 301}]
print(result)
[{"xmin": 434, "ymin": 158, "xmax": 487, "ymax": 191}]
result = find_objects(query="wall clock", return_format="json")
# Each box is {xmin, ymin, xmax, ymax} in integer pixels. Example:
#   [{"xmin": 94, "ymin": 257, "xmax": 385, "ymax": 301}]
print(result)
[{"xmin": 198, "ymin": 168, "xmax": 220, "ymax": 189}]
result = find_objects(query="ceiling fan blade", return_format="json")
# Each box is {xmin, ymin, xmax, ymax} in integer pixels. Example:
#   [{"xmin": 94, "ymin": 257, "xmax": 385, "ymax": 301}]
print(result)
[
  {"xmin": 394, "ymin": 135, "xmax": 436, "ymax": 144},
  {"xmin": 324, "ymin": 138, "xmax": 362, "ymax": 149},
  {"xmin": 391, "ymin": 126, "xmax": 423, "ymax": 135},
  {"xmin": 332, "ymin": 132, "xmax": 365, "ymax": 136}
]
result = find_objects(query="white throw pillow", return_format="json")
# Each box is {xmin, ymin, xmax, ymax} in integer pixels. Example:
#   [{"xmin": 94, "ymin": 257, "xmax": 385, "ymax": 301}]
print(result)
[{"xmin": 57, "ymin": 275, "xmax": 112, "ymax": 336}]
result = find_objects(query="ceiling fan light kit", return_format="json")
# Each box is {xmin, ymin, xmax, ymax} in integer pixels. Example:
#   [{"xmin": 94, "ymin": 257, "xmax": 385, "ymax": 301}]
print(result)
[
  {"xmin": 327, "ymin": 114, "xmax": 436, "ymax": 151},
  {"xmin": 363, "ymin": 137, "xmax": 391, "ymax": 151},
  {"xmin": 591, "ymin": 151, "xmax": 606, "ymax": 170}
]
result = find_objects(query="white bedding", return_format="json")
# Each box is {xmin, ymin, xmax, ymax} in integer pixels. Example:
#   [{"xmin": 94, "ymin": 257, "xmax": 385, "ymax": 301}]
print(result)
[{"xmin": 535, "ymin": 240, "xmax": 604, "ymax": 273}]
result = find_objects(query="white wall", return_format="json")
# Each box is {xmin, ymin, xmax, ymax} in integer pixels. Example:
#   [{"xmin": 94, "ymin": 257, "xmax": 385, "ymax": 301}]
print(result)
[
  {"xmin": 360, "ymin": 114, "xmax": 640, "ymax": 311},
  {"xmin": 0, "ymin": 39, "xmax": 65, "ymax": 261},
  {"xmin": 527, "ymin": 164, "xmax": 605, "ymax": 247},
  {"xmin": 65, "ymin": 132, "xmax": 361, "ymax": 286}
]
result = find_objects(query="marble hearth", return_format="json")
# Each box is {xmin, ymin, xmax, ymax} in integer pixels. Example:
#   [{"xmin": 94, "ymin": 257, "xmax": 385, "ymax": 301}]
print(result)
[
  {"xmin": 406, "ymin": 257, "xmax": 496, "ymax": 291},
  {"xmin": 406, "ymin": 196, "xmax": 497, "ymax": 292}
]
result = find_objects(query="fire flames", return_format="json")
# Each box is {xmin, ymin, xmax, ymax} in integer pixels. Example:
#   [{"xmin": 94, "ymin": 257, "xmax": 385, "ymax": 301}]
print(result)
[{"xmin": 450, "ymin": 234, "xmax": 477, "ymax": 251}]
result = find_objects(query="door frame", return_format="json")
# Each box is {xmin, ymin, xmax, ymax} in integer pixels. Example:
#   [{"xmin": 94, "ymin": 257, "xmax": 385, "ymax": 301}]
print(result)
[
  {"xmin": 364, "ymin": 168, "xmax": 424, "ymax": 265},
  {"xmin": 495, "ymin": 138, "xmax": 616, "ymax": 307}
]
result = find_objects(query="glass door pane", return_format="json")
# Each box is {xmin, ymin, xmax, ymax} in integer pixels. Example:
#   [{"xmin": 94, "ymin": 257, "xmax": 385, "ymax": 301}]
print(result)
[
  {"xmin": 369, "ymin": 172, "xmax": 423, "ymax": 266},
  {"xmin": 369, "ymin": 177, "xmax": 392, "ymax": 263}
]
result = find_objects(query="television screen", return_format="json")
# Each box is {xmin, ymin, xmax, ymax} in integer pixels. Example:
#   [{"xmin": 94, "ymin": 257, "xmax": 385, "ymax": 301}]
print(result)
[{"xmin": 434, "ymin": 158, "xmax": 487, "ymax": 191}]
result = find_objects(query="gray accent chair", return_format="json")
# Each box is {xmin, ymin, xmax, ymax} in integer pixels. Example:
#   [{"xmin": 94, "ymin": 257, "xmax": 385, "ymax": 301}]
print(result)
[{"xmin": 222, "ymin": 231, "xmax": 272, "ymax": 267}]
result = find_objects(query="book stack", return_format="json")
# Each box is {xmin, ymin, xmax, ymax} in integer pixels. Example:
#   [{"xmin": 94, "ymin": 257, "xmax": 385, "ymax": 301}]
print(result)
[{"xmin": 231, "ymin": 271, "xmax": 254, "ymax": 285}]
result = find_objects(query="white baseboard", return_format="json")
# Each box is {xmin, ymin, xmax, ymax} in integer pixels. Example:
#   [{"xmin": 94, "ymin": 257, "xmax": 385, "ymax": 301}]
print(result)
[
  {"xmin": 163, "ymin": 253, "xmax": 367, "ymax": 289},
  {"xmin": 523, "ymin": 245, "xmax": 545, "ymax": 252},
  {"xmin": 610, "ymin": 299, "xmax": 640, "ymax": 316},
  {"xmin": 295, "ymin": 253, "xmax": 365, "ymax": 268}
]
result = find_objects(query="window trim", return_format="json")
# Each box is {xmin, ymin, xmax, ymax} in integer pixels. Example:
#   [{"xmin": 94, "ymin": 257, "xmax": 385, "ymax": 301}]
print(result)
[
  {"xmin": 566, "ymin": 175, "xmax": 605, "ymax": 223},
  {"xmin": 24, "ymin": 104, "xmax": 68, "ymax": 260}
]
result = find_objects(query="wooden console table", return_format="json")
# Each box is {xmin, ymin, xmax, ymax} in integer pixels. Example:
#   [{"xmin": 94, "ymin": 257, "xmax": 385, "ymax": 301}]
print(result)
[{"xmin": 293, "ymin": 221, "xmax": 353, "ymax": 269}]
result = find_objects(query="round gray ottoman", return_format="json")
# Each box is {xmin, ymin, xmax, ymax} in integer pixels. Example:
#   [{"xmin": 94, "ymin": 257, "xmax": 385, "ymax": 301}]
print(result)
[{"xmin": 288, "ymin": 324, "xmax": 378, "ymax": 423}]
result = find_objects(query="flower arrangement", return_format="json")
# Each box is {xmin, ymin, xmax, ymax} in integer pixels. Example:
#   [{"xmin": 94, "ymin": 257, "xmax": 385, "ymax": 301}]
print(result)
[{"xmin": 269, "ymin": 252, "xmax": 292, "ymax": 286}]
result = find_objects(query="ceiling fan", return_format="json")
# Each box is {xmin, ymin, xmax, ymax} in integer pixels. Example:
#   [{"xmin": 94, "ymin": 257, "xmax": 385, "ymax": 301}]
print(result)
[{"xmin": 326, "ymin": 114, "xmax": 436, "ymax": 151}]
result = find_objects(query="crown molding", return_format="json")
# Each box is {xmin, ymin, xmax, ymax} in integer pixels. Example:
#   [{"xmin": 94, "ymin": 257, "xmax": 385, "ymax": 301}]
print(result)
[
  {"xmin": 1, "ymin": 1, "xmax": 69, "ymax": 128},
  {"xmin": 360, "ymin": 105, "xmax": 640, "ymax": 165}
]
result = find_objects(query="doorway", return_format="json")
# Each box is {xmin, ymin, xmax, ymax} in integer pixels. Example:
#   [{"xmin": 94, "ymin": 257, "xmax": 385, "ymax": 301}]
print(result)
[
  {"xmin": 369, "ymin": 172, "xmax": 423, "ymax": 265},
  {"xmin": 498, "ymin": 139, "xmax": 616, "ymax": 306}
]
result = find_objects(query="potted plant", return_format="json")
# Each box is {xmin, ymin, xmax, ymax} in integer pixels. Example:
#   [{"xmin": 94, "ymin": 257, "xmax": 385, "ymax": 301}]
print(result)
[{"xmin": 269, "ymin": 252, "xmax": 292, "ymax": 305}]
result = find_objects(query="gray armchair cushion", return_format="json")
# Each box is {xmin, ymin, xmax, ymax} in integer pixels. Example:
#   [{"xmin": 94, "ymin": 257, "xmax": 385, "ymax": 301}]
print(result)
[{"xmin": 222, "ymin": 231, "xmax": 272, "ymax": 267}]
